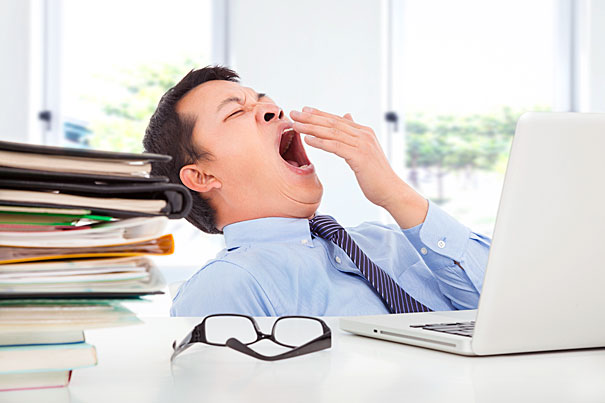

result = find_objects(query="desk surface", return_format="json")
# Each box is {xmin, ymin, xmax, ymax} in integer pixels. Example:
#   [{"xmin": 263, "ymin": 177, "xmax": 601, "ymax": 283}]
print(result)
[{"xmin": 4, "ymin": 317, "xmax": 605, "ymax": 403}]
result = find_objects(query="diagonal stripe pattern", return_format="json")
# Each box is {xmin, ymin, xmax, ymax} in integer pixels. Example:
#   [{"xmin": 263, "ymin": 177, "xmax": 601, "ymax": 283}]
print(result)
[{"xmin": 309, "ymin": 215, "xmax": 432, "ymax": 314}]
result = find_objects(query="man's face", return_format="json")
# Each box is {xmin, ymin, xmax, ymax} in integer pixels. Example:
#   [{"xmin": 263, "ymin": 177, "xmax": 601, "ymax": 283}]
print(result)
[{"xmin": 177, "ymin": 80, "xmax": 323, "ymax": 228}]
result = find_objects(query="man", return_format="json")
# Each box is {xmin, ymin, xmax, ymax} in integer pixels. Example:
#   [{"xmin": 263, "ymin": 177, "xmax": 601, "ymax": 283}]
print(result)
[{"xmin": 144, "ymin": 66, "xmax": 491, "ymax": 317}]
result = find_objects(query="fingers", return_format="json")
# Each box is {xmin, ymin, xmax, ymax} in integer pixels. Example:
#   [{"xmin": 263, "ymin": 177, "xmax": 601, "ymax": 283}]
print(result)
[
  {"xmin": 290, "ymin": 107, "xmax": 376, "ymax": 164},
  {"xmin": 302, "ymin": 106, "xmax": 365, "ymax": 129},
  {"xmin": 292, "ymin": 120, "xmax": 359, "ymax": 148},
  {"xmin": 303, "ymin": 134, "xmax": 355, "ymax": 161},
  {"xmin": 290, "ymin": 109, "xmax": 357, "ymax": 133}
]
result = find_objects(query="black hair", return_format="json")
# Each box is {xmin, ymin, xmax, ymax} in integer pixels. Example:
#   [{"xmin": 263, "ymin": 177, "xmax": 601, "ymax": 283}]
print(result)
[{"xmin": 143, "ymin": 65, "xmax": 240, "ymax": 234}]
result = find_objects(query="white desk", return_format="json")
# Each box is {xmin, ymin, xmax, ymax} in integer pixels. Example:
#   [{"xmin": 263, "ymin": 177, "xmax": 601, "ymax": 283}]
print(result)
[{"xmin": 4, "ymin": 317, "xmax": 605, "ymax": 403}]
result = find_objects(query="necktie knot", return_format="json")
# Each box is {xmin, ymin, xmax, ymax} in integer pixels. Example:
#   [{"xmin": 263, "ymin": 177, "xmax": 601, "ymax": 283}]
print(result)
[{"xmin": 309, "ymin": 215, "xmax": 343, "ymax": 242}]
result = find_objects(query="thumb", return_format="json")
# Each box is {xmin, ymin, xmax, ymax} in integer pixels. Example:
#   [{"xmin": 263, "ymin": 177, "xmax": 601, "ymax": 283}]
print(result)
[{"xmin": 343, "ymin": 113, "xmax": 354, "ymax": 122}]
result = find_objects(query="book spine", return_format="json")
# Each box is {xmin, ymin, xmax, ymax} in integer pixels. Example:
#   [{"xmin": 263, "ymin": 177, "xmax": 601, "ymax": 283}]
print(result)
[{"xmin": 0, "ymin": 370, "xmax": 71, "ymax": 391}]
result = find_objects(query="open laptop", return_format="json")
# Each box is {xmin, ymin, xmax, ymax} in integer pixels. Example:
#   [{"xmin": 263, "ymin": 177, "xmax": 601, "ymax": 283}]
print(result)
[{"xmin": 340, "ymin": 112, "xmax": 605, "ymax": 356}]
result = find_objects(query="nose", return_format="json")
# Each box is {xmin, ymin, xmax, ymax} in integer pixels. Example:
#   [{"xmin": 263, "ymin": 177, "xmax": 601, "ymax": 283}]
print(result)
[{"xmin": 256, "ymin": 103, "xmax": 284, "ymax": 123}]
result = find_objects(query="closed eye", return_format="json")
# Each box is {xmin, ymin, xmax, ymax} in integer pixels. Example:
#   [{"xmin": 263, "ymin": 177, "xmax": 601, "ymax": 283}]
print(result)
[{"xmin": 227, "ymin": 110, "xmax": 244, "ymax": 119}]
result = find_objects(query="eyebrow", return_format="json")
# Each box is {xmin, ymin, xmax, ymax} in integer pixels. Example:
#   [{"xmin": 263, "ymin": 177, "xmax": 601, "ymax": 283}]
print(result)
[{"xmin": 216, "ymin": 92, "xmax": 267, "ymax": 113}]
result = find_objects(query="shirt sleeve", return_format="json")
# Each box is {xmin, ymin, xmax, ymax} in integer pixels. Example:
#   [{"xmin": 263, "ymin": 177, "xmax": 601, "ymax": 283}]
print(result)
[
  {"xmin": 402, "ymin": 199, "xmax": 491, "ymax": 310},
  {"xmin": 170, "ymin": 260, "xmax": 277, "ymax": 317}
]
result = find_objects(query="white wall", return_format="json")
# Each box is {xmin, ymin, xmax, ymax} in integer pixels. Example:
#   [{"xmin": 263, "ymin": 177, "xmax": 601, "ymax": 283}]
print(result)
[
  {"xmin": 587, "ymin": 0, "xmax": 605, "ymax": 112},
  {"xmin": 227, "ymin": 0, "xmax": 388, "ymax": 226},
  {"xmin": 0, "ymin": 0, "xmax": 31, "ymax": 142},
  {"xmin": 0, "ymin": 0, "xmax": 44, "ymax": 144}
]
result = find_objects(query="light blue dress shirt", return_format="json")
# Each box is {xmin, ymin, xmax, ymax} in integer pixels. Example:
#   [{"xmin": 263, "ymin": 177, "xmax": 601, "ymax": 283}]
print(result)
[{"xmin": 171, "ymin": 200, "xmax": 491, "ymax": 317}]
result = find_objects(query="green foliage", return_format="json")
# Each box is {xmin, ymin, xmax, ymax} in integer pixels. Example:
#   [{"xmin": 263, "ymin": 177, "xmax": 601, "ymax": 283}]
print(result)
[
  {"xmin": 85, "ymin": 59, "xmax": 201, "ymax": 153},
  {"xmin": 405, "ymin": 106, "xmax": 549, "ymax": 201},
  {"xmin": 406, "ymin": 107, "xmax": 519, "ymax": 171}
]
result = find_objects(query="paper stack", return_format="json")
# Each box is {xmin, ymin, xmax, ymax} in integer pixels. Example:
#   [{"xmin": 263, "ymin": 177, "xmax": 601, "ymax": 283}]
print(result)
[
  {"xmin": 0, "ymin": 218, "xmax": 173, "ymax": 298},
  {"xmin": 0, "ymin": 140, "xmax": 191, "ymax": 391}
]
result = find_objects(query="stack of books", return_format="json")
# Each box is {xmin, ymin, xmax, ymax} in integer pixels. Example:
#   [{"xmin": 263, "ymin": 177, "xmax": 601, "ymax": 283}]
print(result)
[
  {"xmin": 0, "ymin": 140, "xmax": 192, "ymax": 391},
  {"xmin": 0, "ymin": 299, "xmax": 140, "ymax": 391}
]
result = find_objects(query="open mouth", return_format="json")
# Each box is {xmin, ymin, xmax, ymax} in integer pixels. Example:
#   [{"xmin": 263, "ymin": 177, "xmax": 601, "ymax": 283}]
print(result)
[{"xmin": 279, "ymin": 128, "xmax": 312, "ymax": 169}]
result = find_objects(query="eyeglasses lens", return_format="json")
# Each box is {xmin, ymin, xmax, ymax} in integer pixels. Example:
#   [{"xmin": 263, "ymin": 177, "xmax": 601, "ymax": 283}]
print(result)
[
  {"xmin": 204, "ymin": 316, "xmax": 258, "ymax": 345},
  {"xmin": 273, "ymin": 318, "xmax": 324, "ymax": 347}
]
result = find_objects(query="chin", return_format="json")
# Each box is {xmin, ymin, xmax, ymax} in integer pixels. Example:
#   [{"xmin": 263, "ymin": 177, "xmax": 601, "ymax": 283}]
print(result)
[{"xmin": 292, "ymin": 184, "xmax": 323, "ymax": 218}]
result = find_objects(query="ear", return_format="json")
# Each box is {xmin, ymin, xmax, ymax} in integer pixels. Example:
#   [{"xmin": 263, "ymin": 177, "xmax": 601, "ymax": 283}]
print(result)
[{"xmin": 179, "ymin": 163, "xmax": 222, "ymax": 194}]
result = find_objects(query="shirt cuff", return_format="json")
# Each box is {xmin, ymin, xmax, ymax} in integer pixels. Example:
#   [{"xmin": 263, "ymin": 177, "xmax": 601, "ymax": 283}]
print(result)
[{"xmin": 402, "ymin": 199, "xmax": 471, "ymax": 270}]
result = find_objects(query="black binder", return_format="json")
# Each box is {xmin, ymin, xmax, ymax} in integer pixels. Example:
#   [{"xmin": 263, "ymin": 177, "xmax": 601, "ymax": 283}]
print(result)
[
  {"xmin": 0, "ymin": 140, "xmax": 170, "ymax": 161},
  {"xmin": 0, "ymin": 166, "xmax": 169, "ymax": 183},
  {"xmin": 0, "ymin": 179, "xmax": 191, "ymax": 219},
  {"xmin": 0, "ymin": 141, "xmax": 192, "ymax": 219}
]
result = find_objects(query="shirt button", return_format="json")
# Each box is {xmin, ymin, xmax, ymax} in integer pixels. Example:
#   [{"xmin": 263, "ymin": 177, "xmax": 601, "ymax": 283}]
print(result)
[
  {"xmin": 335, "ymin": 256, "xmax": 342, "ymax": 264},
  {"xmin": 437, "ymin": 240, "xmax": 446, "ymax": 249},
  {"xmin": 301, "ymin": 239, "xmax": 308, "ymax": 245},
  {"xmin": 420, "ymin": 247, "xmax": 428, "ymax": 255}
]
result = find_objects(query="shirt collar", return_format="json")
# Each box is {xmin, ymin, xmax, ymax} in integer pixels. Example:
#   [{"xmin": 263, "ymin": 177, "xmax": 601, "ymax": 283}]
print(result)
[{"xmin": 223, "ymin": 217, "xmax": 315, "ymax": 249}]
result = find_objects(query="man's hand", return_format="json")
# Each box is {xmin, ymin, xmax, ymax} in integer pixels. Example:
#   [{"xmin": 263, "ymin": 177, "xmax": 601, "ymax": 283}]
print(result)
[{"xmin": 290, "ymin": 107, "xmax": 428, "ymax": 228}]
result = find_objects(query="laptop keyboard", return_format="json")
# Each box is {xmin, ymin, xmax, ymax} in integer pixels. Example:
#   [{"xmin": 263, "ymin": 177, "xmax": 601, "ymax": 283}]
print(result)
[{"xmin": 410, "ymin": 321, "xmax": 475, "ymax": 337}]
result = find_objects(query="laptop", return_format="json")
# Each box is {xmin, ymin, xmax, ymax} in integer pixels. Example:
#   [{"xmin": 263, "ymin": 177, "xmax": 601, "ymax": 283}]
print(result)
[{"xmin": 340, "ymin": 112, "xmax": 605, "ymax": 356}]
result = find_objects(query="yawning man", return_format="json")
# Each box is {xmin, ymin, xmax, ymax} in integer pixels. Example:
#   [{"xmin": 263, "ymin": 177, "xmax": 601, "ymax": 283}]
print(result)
[{"xmin": 143, "ymin": 66, "xmax": 491, "ymax": 317}]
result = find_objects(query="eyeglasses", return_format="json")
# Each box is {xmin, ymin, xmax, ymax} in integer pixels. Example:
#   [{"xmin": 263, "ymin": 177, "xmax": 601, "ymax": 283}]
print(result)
[{"xmin": 171, "ymin": 314, "xmax": 331, "ymax": 362}]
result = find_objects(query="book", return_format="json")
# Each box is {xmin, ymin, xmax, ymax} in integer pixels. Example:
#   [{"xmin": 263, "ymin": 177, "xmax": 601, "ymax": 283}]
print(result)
[
  {"xmin": 0, "ymin": 330, "xmax": 84, "ymax": 347},
  {"xmin": 0, "ymin": 342, "xmax": 97, "ymax": 373},
  {"xmin": 0, "ymin": 299, "xmax": 141, "ymax": 331},
  {"xmin": 0, "ymin": 370, "xmax": 72, "ymax": 391}
]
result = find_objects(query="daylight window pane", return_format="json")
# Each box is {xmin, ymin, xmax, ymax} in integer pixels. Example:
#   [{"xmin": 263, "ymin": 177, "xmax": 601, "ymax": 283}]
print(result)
[
  {"xmin": 61, "ymin": 0, "xmax": 212, "ymax": 152},
  {"xmin": 400, "ymin": 0, "xmax": 559, "ymax": 236}
]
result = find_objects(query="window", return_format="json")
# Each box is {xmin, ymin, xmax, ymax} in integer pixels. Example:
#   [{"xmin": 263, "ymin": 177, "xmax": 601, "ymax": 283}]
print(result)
[
  {"xmin": 397, "ymin": 0, "xmax": 566, "ymax": 236},
  {"xmin": 60, "ymin": 0, "xmax": 212, "ymax": 151},
  {"xmin": 57, "ymin": 1, "xmax": 223, "ymax": 288}
]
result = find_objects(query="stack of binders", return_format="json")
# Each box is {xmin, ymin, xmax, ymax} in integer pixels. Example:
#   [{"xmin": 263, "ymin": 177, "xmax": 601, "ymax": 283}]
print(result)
[{"xmin": 0, "ymin": 140, "xmax": 192, "ymax": 391}]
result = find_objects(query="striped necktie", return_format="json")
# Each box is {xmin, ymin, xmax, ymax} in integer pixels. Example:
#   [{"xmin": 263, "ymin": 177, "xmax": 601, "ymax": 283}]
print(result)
[{"xmin": 309, "ymin": 215, "xmax": 432, "ymax": 314}]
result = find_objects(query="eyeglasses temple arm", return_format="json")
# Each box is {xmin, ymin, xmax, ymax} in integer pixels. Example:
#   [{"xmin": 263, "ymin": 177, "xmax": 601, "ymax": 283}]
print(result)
[{"xmin": 170, "ymin": 330, "xmax": 195, "ymax": 362}]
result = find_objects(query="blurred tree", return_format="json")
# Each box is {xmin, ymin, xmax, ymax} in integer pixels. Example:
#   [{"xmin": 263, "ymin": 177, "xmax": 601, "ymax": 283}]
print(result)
[
  {"xmin": 405, "ymin": 107, "xmax": 531, "ymax": 202},
  {"xmin": 84, "ymin": 59, "xmax": 199, "ymax": 153}
]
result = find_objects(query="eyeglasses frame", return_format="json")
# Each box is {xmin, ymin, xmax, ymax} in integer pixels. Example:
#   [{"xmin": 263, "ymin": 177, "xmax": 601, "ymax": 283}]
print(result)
[{"xmin": 171, "ymin": 313, "xmax": 332, "ymax": 362}]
